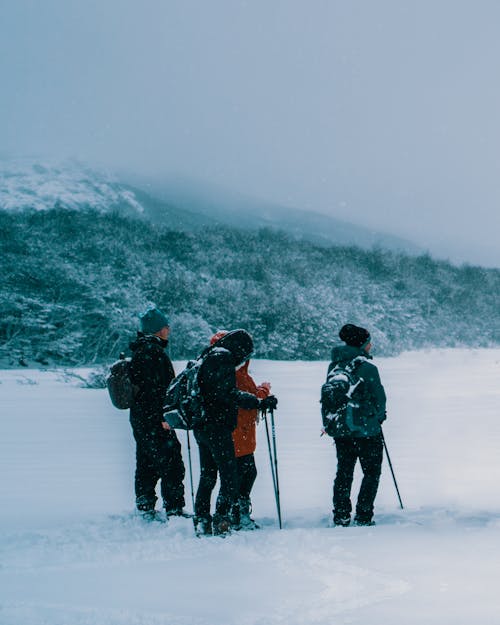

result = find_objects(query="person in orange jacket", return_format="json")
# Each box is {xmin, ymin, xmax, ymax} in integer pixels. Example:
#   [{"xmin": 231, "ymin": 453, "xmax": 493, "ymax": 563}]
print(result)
[{"xmin": 210, "ymin": 331, "xmax": 271, "ymax": 529}]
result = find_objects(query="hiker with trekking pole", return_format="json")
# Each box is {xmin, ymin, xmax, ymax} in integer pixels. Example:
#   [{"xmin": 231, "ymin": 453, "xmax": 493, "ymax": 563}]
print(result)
[
  {"xmin": 209, "ymin": 331, "xmax": 273, "ymax": 531},
  {"xmin": 321, "ymin": 324, "xmax": 394, "ymax": 527},
  {"xmin": 190, "ymin": 329, "xmax": 278, "ymax": 537}
]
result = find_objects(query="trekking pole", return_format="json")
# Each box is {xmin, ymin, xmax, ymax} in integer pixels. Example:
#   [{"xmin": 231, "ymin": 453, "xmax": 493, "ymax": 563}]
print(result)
[
  {"xmin": 186, "ymin": 430, "xmax": 196, "ymax": 514},
  {"xmin": 262, "ymin": 409, "xmax": 279, "ymax": 525},
  {"xmin": 381, "ymin": 429, "xmax": 404, "ymax": 510},
  {"xmin": 269, "ymin": 408, "xmax": 282, "ymax": 529}
]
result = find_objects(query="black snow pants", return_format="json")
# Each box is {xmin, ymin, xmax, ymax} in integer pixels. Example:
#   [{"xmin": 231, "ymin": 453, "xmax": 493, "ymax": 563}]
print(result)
[
  {"xmin": 236, "ymin": 453, "xmax": 257, "ymax": 501},
  {"xmin": 130, "ymin": 418, "xmax": 185, "ymax": 513},
  {"xmin": 333, "ymin": 434, "xmax": 383, "ymax": 523},
  {"xmin": 194, "ymin": 426, "xmax": 238, "ymax": 521}
]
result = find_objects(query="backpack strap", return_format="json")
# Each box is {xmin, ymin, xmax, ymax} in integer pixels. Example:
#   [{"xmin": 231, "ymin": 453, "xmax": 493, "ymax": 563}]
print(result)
[
  {"xmin": 346, "ymin": 355, "xmax": 368, "ymax": 373},
  {"xmin": 328, "ymin": 354, "xmax": 367, "ymax": 382}
]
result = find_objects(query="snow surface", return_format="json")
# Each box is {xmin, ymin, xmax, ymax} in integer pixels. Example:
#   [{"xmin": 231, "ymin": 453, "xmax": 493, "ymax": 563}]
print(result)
[
  {"xmin": 0, "ymin": 159, "xmax": 144, "ymax": 213},
  {"xmin": 1, "ymin": 349, "xmax": 500, "ymax": 624}
]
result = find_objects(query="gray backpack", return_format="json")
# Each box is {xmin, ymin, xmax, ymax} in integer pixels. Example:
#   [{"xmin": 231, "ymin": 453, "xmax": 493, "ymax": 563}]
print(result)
[
  {"xmin": 106, "ymin": 354, "xmax": 137, "ymax": 409},
  {"xmin": 163, "ymin": 357, "xmax": 206, "ymax": 430}
]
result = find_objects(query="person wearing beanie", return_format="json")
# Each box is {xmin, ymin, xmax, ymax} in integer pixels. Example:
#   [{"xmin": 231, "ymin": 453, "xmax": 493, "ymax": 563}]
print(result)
[
  {"xmin": 139, "ymin": 307, "xmax": 170, "ymax": 335},
  {"xmin": 338, "ymin": 323, "xmax": 371, "ymax": 349},
  {"xmin": 325, "ymin": 323, "xmax": 386, "ymax": 527},
  {"xmin": 193, "ymin": 329, "xmax": 278, "ymax": 536},
  {"xmin": 128, "ymin": 307, "xmax": 186, "ymax": 520}
]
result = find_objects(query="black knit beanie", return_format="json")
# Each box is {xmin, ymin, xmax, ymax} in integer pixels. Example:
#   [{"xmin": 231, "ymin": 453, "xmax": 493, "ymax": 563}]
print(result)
[
  {"xmin": 339, "ymin": 324, "xmax": 371, "ymax": 348},
  {"xmin": 214, "ymin": 329, "xmax": 254, "ymax": 366}
]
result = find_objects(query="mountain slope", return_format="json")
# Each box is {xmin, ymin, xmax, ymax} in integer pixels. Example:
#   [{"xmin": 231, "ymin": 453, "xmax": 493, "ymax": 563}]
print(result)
[
  {"xmin": 136, "ymin": 174, "xmax": 422, "ymax": 254},
  {"xmin": 0, "ymin": 158, "xmax": 422, "ymax": 255}
]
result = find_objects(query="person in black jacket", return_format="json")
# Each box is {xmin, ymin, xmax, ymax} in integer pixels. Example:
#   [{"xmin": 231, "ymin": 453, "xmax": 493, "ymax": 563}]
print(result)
[
  {"xmin": 193, "ymin": 329, "xmax": 277, "ymax": 536},
  {"xmin": 128, "ymin": 307, "xmax": 185, "ymax": 520},
  {"xmin": 327, "ymin": 324, "xmax": 387, "ymax": 527}
]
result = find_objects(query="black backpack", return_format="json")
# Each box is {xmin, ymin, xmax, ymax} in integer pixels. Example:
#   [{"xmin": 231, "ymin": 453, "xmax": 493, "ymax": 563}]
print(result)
[
  {"xmin": 163, "ymin": 356, "xmax": 206, "ymax": 430},
  {"xmin": 106, "ymin": 354, "xmax": 137, "ymax": 410},
  {"xmin": 321, "ymin": 356, "xmax": 366, "ymax": 436}
]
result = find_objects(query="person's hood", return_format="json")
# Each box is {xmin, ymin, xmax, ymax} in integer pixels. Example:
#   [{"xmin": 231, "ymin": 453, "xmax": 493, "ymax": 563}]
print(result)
[
  {"xmin": 211, "ymin": 329, "xmax": 254, "ymax": 366},
  {"xmin": 330, "ymin": 344, "xmax": 371, "ymax": 367}
]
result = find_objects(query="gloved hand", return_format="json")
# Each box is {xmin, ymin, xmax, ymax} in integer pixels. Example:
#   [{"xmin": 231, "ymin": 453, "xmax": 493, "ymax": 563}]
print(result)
[{"xmin": 260, "ymin": 395, "xmax": 278, "ymax": 411}]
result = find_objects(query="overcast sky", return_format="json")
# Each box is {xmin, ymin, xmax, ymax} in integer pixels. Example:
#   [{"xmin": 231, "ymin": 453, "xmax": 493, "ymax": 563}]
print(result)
[{"xmin": 1, "ymin": 0, "xmax": 500, "ymax": 266}]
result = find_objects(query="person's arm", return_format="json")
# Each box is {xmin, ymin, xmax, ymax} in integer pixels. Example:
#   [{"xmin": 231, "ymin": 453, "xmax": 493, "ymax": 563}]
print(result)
[
  {"xmin": 235, "ymin": 389, "xmax": 260, "ymax": 409},
  {"xmin": 364, "ymin": 364, "xmax": 386, "ymax": 421}
]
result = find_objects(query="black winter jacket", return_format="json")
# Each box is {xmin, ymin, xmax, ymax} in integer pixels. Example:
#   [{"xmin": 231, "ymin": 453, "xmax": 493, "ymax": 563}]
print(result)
[
  {"xmin": 129, "ymin": 333, "xmax": 175, "ymax": 430},
  {"xmin": 197, "ymin": 346, "xmax": 260, "ymax": 432},
  {"xmin": 327, "ymin": 345, "xmax": 387, "ymax": 438}
]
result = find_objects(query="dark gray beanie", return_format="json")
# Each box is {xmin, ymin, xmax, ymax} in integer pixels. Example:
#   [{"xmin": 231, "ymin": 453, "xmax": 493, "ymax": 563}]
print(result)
[
  {"xmin": 339, "ymin": 324, "xmax": 371, "ymax": 348},
  {"xmin": 139, "ymin": 307, "xmax": 170, "ymax": 334}
]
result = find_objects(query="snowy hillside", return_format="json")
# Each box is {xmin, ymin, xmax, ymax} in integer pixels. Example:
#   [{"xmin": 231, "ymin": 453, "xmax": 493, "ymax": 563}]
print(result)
[
  {"xmin": 0, "ymin": 158, "xmax": 421, "ymax": 255},
  {"xmin": 2, "ymin": 206, "xmax": 500, "ymax": 367},
  {"xmin": 1, "ymin": 349, "xmax": 500, "ymax": 624},
  {"xmin": 0, "ymin": 159, "xmax": 146, "ymax": 214}
]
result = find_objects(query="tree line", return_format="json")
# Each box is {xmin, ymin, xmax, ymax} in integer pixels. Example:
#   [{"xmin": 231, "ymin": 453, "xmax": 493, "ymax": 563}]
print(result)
[{"xmin": 1, "ymin": 208, "xmax": 499, "ymax": 367}]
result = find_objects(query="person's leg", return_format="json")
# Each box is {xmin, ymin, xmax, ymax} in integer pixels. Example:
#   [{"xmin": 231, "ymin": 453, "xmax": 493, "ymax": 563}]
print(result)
[
  {"xmin": 157, "ymin": 431, "xmax": 186, "ymax": 514},
  {"xmin": 232, "ymin": 454, "xmax": 258, "ymax": 528},
  {"xmin": 355, "ymin": 435, "xmax": 384, "ymax": 524},
  {"xmin": 131, "ymin": 429, "xmax": 159, "ymax": 513},
  {"xmin": 194, "ymin": 430, "xmax": 218, "ymax": 521},
  {"xmin": 208, "ymin": 430, "xmax": 238, "ymax": 531},
  {"xmin": 237, "ymin": 454, "xmax": 257, "ymax": 500},
  {"xmin": 333, "ymin": 438, "xmax": 358, "ymax": 525}
]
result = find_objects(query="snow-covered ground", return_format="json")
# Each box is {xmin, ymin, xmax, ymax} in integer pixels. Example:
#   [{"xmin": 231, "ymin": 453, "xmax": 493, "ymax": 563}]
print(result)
[
  {"xmin": 0, "ymin": 158, "xmax": 143, "ymax": 213},
  {"xmin": 1, "ymin": 349, "xmax": 500, "ymax": 625}
]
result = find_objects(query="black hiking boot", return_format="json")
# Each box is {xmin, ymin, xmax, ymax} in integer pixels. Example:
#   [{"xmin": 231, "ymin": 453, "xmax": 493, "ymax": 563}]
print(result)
[
  {"xmin": 230, "ymin": 502, "xmax": 241, "ymax": 530},
  {"xmin": 212, "ymin": 514, "xmax": 231, "ymax": 537},
  {"xmin": 333, "ymin": 515, "xmax": 351, "ymax": 527},
  {"xmin": 138, "ymin": 508, "xmax": 162, "ymax": 522},
  {"xmin": 353, "ymin": 516, "xmax": 376, "ymax": 526},
  {"xmin": 166, "ymin": 508, "xmax": 192, "ymax": 519},
  {"xmin": 195, "ymin": 515, "xmax": 213, "ymax": 536},
  {"xmin": 136, "ymin": 496, "xmax": 159, "ymax": 522},
  {"xmin": 237, "ymin": 498, "xmax": 259, "ymax": 530}
]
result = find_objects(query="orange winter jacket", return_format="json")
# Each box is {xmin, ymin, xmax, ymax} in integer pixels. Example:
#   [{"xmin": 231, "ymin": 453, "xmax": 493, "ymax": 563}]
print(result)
[{"xmin": 232, "ymin": 361, "xmax": 270, "ymax": 457}]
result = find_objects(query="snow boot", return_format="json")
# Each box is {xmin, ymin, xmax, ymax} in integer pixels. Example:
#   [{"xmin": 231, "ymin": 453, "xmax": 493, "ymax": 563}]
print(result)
[
  {"xmin": 238, "ymin": 498, "xmax": 259, "ymax": 530},
  {"xmin": 166, "ymin": 507, "xmax": 192, "ymax": 519},
  {"xmin": 354, "ymin": 508, "xmax": 375, "ymax": 526},
  {"xmin": 138, "ymin": 508, "xmax": 163, "ymax": 523},
  {"xmin": 136, "ymin": 496, "xmax": 162, "ymax": 522},
  {"xmin": 195, "ymin": 515, "xmax": 213, "ymax": 536},
  {"xmin": 230, "ymin": 502, "xmax": 241, "ymax": 530},
  {"xmin": 353, "ymin": 517, "xmax": 376, "ymax": 526},
  {"xmin": 333, "ymin": 514, "xmax": 351, "ymax": 527},
  {"xmin": 212, "ymin": 514, "xmax": 232, "ymax": 537}
]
